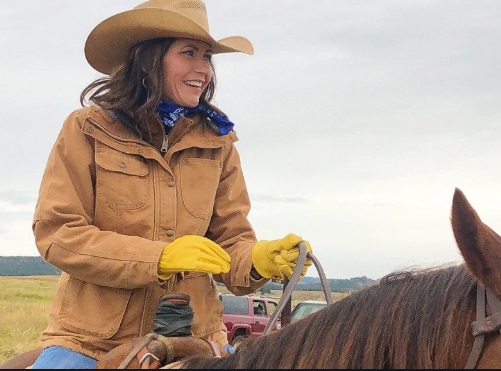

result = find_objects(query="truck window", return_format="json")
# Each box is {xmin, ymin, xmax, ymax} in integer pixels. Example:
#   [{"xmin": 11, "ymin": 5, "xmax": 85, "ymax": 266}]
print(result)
[
  {"xmin": 253, "ymin": 301, "xmax": 266, "ymax": 316},
  {"xmin": 267, "ymin": 301, "xmax": 278, "ymax": 315},
  {"xmin": 221, "ymin": 295, "xmax": 248, "ymax": 315}
]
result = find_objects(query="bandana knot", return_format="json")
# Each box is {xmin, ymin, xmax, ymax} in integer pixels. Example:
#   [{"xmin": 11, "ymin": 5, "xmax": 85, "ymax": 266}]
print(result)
[{"xmin": 157, "ymin": 101, "xmax": 234, "ymax": 135}]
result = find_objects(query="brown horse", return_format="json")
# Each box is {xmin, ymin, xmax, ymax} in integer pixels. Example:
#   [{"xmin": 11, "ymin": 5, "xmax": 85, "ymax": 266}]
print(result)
[{"xmin": 163, "ymin": 188, "xmax": 501, "ymax": 369}]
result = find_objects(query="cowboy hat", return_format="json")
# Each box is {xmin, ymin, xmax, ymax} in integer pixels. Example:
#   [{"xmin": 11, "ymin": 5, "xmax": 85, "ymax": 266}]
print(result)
[{"xmin": 85, "ymin": 0, "xmax": 254, "ymax": 75}]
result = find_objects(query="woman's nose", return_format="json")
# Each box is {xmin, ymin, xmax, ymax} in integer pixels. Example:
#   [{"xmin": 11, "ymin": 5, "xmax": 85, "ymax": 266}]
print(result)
[{"xmin": 194, "ymin": 58, "xmax": 212, "ymax": 75}]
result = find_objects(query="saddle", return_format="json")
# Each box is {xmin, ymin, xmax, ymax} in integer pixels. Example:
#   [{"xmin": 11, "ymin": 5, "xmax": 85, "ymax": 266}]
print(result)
[
  {"xmin": 96, "ymin": 332, "xmax": 225, "ymax": 369},
  {"xmin": 96, "ymin": 293, "xmax": 227, "ymax": 369}
]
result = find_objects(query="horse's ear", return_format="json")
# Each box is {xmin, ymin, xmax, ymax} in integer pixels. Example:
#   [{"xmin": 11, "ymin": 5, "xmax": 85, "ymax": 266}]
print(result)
[{"xmin": 451, "ymin": 187, "xmax": 501, "ymax": 296}]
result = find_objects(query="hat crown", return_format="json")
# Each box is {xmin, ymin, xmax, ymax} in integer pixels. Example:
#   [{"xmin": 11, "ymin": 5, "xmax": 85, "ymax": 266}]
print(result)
[
  {"xmin": 85, "ymin": 0, "xmax": 253, "ymax": 75},
  {"xmin": 135, "ymin": 0, "xmax": 210, "ymax": 33}
]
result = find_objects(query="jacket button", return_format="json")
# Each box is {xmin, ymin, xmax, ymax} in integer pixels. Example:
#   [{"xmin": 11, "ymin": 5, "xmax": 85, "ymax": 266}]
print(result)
[
  {"xmin": 119, "ymin": 162, "xmax": 126, "ymax": 169},
  {"xmin": 168, "ymin": 180, "xmax": 175, "ymax": 187},
  {"xmin": 166, "ymin": 230, "xmax": 174, "ymax": 237}
]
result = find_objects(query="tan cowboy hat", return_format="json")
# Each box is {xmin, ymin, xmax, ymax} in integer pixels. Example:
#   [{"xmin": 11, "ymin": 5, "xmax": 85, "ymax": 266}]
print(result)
[{"xmin": 85, "ymin": 0, "xmax": 254, "ymax": 75}]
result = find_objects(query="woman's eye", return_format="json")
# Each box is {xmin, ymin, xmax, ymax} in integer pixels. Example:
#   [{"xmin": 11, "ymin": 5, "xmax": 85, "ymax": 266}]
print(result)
[
  {"xmin": 204, "ymin": 54, "xmax": 213, "ymax": 61},
  {"xmin": 183, "ymin": 50, "xmax": 195, "ymax": 57}
]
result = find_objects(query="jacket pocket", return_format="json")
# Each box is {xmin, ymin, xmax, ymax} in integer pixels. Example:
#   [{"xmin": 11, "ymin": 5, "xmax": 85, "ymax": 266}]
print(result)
[
  {"xmin": 179, "ymin": 158, "xmax": 221, "ymax": 219},
  {"xmin": 59, "ymin": 276, "xmax": 132, "ymax": 339},
  {"xmin": 95, "ymin": 142, "xmax": 150, "ymax": 209}
]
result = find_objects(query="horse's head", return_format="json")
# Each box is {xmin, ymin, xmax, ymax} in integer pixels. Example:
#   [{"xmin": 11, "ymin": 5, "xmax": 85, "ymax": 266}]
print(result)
[{"xmin": 451, "ymin": 188, "xmax": 501, "ymax": 369}]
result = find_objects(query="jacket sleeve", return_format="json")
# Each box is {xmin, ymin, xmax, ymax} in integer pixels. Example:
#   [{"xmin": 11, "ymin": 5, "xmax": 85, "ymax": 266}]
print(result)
[
  {"xmin": 32, "ymin": 109, "xmax": 166, "ymax": 289},
  {"xmin": 205, "ymin": 139, "xmax": 268, "ymax": 294}
]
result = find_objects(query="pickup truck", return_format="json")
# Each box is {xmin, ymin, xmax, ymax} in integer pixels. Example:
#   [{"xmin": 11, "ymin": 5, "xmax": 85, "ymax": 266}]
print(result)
[{"xmin": 219, "ymin": 294, "xmax": 280, "ymax": 347}]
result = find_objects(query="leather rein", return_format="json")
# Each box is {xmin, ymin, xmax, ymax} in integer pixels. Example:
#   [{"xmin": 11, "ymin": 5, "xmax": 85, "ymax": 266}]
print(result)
[
  {"xmin": 263, "ymin": 242, "xmax": 334, "ymax": 335},
  {"xmin": 466, "ymin": 283, "xmax": 501, "ymax": 369},
  {"xmin": 116, "ymin": 333, "xmax": 222, "ymax": 369}
]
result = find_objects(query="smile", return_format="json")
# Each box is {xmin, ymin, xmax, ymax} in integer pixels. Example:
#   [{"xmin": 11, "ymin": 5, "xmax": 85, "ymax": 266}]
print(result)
[{"xmin": 185, "ymin": 80, "xmax": 203, "ymax": 88}]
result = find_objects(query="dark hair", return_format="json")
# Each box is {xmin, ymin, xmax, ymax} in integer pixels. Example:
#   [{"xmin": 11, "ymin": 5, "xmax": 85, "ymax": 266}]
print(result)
[{"xmin": 80, "ymin": 38, "xmax": 217, "ymax": 124}]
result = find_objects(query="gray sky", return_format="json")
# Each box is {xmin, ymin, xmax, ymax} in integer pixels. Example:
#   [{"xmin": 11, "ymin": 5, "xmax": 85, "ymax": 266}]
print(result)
[{"xmin": 1, "ymin": 0, "xmax": 501, "ymax": 280}]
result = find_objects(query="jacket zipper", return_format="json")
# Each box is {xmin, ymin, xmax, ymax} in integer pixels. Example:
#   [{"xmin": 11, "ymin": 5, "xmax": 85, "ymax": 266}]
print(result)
[{"xmin": 161, "ymin": 135, "xmax": 169, "ymax": 153}]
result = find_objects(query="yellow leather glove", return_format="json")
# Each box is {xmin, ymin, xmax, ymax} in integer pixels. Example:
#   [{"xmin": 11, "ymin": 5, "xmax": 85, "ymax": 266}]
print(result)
[
  {"xmin": 157, "ymin": 235, "xmax": 231, "ymax": 280},
  {"xmin": 251, "ymin": 233, "xmax": 313, "ymax": 280}
]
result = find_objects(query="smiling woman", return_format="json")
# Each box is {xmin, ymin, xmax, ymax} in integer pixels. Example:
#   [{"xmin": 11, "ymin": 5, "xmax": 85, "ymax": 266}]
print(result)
[{"xmin": 21, "ymin": 0, "xmax": 315, "ymax": 369}]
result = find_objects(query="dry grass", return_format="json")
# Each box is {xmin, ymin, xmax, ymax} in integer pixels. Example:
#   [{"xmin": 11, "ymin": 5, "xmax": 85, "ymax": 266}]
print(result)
[
  {"xmin": 0, "ymin": 276, "xmax": 58, "ymax": 364},
  {"xmin": 0, "ymin": 276, "xmax": 349, "ymax": 365}
]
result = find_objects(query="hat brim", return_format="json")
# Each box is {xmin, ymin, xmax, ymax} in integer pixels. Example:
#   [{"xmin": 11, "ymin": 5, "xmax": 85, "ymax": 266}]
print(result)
[{"xmin": 85, "ymin": 8, "xmax": 254, "ymax": 75}]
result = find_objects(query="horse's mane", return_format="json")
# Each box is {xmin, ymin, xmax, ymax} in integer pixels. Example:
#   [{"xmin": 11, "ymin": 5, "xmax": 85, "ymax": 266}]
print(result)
[{"xmin": 180, "ymin": 264, "xmax": 476, "ymax": 369}]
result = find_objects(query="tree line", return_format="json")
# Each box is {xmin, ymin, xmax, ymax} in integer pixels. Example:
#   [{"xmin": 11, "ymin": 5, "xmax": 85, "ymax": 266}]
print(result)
[
  {"xmin": 0, "ymin": 256, "xmax": 376, "ymax": 292},
  {"xmin": 0, "ymin": 256, "xmax": 61, "ymax": 276}
]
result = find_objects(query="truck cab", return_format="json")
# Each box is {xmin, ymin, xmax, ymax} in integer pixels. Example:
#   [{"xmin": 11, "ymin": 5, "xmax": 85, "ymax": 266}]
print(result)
[{"xmin": 219, "ymin": 294, "xmax": 280, "ymax": 346}]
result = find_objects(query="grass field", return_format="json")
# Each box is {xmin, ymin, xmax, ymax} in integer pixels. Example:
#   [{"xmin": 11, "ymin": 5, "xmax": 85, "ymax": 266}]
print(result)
[
  {"xmin": 0, "ymin": 276, "xmax": 348, "ymax": 365},
  {"xmin": 0, "ymin": 276, "xmax": 58, "ymax": 364}
]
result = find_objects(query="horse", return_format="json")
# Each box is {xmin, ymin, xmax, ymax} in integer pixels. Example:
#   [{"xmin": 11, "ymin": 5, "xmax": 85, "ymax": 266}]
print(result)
[
  {"xmin": 3, "ymin": 187, "xmax": 501, "ymax": 369},
  {"xmin": 161, "ymin": 187, "xmax": 501, "ymax": 369}
]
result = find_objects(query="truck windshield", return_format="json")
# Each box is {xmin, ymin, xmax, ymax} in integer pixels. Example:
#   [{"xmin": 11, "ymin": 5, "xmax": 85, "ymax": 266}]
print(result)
[{"xmin": 221, "ymin": 296, "xmax": 248, "ymax": 315}]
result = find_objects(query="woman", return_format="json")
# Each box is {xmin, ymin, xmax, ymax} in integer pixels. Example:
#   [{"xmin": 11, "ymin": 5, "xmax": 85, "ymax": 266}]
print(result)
[{"xmin": 31, "ymin": 0, "xmax": 312, "ymax": 368}]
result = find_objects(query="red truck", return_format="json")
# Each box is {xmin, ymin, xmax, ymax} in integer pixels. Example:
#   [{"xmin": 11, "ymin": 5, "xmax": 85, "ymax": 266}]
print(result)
[{"xmin": 219, "ymin": 294, "xmax": 281, "ymax": 347}]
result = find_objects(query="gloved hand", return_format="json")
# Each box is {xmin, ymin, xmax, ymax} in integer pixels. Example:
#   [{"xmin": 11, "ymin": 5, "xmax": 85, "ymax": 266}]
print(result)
[
  {"xmin": 157, "ymin": 235, "xmax": 231, "ymax": 280},
  {"xmin": 251, "ymin": 233, "xmax": 313, "ymax": 280}
]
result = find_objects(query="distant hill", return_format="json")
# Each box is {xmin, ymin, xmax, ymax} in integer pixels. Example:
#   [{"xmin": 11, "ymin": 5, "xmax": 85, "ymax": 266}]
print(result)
[
  {"xmin": 0, "ymin": 256, "xmax": 376, "ymax": 292},
  {"xmin": 0, "ymin": 256, "xmax": 61, "ymax": 276},
  {"xmin": 296, "ymin": 275, "xmax": 375, "ymax": 292},
  {"xmin": 258, "ymin": 275, "xmax": 376, "ymax": 293}
]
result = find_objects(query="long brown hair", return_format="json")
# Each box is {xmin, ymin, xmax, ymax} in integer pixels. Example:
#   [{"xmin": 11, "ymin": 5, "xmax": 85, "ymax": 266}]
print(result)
[{"xmin": 80, "ymin": 38, "xmax": 217, "ymax": 125}]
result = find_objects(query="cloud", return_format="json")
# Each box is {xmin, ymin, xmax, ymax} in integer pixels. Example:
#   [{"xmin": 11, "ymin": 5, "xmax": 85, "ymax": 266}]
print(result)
[
  {"xmin": 0, "ymin": 189, "xmax": 37, "ymax": 252},
  {"xmin": 250, "ymin": 194, "xmax": 310, "ymax": 205},
  {"xmin": 1, "ymin": 1, "xmax": 501, "ymax": 279}
]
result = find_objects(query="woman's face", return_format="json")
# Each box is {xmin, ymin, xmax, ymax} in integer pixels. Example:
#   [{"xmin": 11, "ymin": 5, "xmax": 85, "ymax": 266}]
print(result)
[{"xmin": 161, "ymin": 38, "xmax": 213, "ymax": 107}]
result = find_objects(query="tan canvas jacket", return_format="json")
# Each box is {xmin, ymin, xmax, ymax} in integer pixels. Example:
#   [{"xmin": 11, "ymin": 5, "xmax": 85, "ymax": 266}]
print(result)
[{"xmin": 32, "ymin": 106, "xmax": 266, "ymax": 360}]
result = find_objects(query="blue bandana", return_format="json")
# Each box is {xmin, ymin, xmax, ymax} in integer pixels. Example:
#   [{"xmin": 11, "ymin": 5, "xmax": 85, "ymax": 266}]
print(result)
[{"xmin": 157, "ymin": 100, "xmax": 234, "ymax": 135}]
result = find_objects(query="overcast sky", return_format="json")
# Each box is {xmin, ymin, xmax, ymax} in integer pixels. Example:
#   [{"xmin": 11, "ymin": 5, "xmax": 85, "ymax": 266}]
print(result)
[{"xmin": 1, "ymin": 1, "xmax": 501, "ymax": 280}]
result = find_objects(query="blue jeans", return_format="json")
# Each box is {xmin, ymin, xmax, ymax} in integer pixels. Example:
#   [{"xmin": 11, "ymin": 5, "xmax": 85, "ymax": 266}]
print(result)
[{"xmin": 31, "ymin": 346, "xmax": 97, "ymax": 369}]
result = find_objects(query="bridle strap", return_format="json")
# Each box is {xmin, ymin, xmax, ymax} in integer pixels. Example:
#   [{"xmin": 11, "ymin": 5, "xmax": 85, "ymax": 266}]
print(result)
[
  {"xmin": 487, "ymin": 289, "xmax": 501, "ymax": 313},
  {"xmin": 465, "ymin": 284, "xmax": 486, "ymax": 369},
  {"xmin": 466, "ymin": 284, "xmax": 501, "ymax": 369}
]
